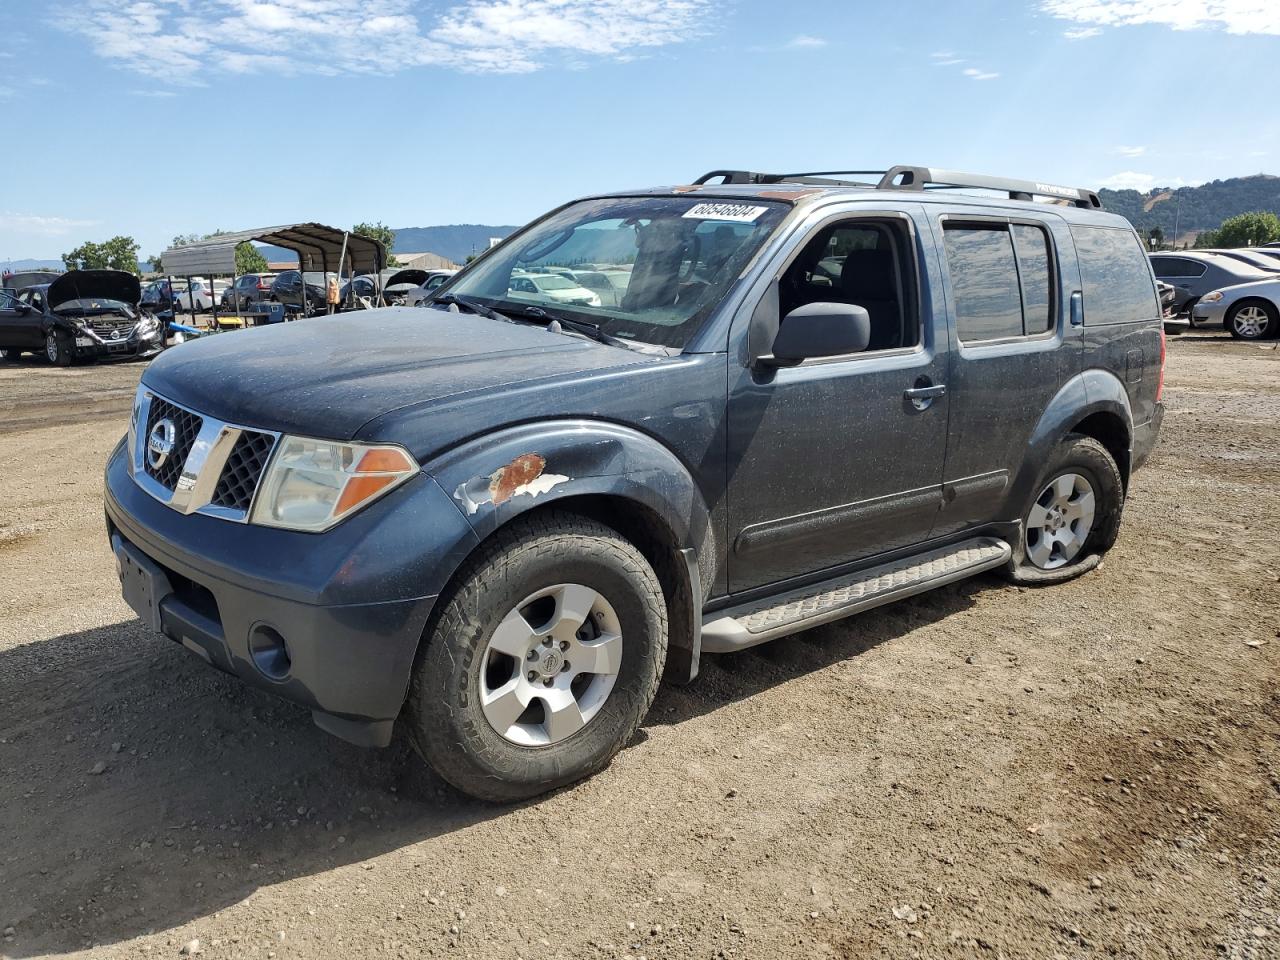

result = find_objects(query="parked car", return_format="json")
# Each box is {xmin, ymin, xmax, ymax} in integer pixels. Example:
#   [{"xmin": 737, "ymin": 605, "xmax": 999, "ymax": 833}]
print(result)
[
  {"xmin": 1190, "ymin": 275, "xmax": 1280, "ymax": 340},
  {"xmin": 1200, "ymin": 249, "xmax": 1280, "ymax": 273},
  {"xmin": 1, "ymin": 270, "xmax": 163, "ymax": 365},
  {"xmin": 405, "ymin": 270, "xmax": 460, "ymax": 307},
  {"xmin": 340, "ymin": 269, "xmax": 432, "ymax": 307},
  {"xmin": 545, "ymin": 268, "xmax": 631, "ymax": 307},
  {"xmin": 1244, "ymin": 248, "xmax": 1280, "ymax": 266},
  {"xmin": 221, "ymin": 273, "xmax": 278, "ymax": 311},
  {"xmin": 2, "ymin": 269, "xmax": 61, "ymax": 293},
  {"xmin": 507, "ymin": 272, "xmax": 601, "ymax": 307},
  {"xmin": 174, "ymin": 278, "xmax": 230, "ymax": 313},
  {"xmin": 269, "ymin": 270, "xmax": 334, "ymax": 315},
  {"xmin": 105, "ymin": 165, "xmax": 1163, "ymax": 802},
  {"xmin": 140, "ymin": 278, "xmax": 187, "ymax": 315},
  {"xmin": 1148, "ymin": 252, "xmax": 1272, "ymax": 316}
]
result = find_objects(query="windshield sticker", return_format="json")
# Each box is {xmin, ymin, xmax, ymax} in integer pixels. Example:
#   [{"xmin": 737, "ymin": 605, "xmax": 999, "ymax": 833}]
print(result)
[{"xmin": 682, "ymin": 203, "xmax": 769, "ymax": 224}]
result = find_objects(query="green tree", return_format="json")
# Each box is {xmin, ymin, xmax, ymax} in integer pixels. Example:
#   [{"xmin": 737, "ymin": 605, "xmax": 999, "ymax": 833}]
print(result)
[
  {"xmin": 146, "ymin": 252, "xmax": 164, "ymax": 273},
  {"xmin": 352, "ymin": 221, "xmax": 400, "ymax": 267},
  {"xmin": 1213, "ymin": 211, "xmax": 1280, "ymax": 248},
  {"xmin": 63, "ymin": 236, "xmax": 141, "ymax": 274},
  {"xmin": 235, "ymin": 242, "xmax": 269, "ymax": 274},
  {"xmin": 1193, "ymin": 229, "xmax": 1219, "ymax": 249}
]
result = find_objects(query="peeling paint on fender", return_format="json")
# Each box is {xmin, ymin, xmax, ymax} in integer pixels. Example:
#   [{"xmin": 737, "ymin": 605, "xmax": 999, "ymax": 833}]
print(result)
[{"xmin": 452, "ymin": 453, "xmax": 571, "ymax": 515}]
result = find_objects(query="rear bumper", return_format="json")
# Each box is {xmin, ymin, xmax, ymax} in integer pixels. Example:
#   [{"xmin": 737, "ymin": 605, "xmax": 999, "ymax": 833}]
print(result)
[
  {"xmin": 103, "ymin": 439, "xmax": 479, "ymax": 746},
  {"xmin": 1132, "ymin": 402, "xmax": 1164, "ymax": 472}
]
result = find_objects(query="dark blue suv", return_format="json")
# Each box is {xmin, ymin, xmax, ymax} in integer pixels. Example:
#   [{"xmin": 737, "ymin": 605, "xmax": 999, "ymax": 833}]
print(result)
[{"xmin": 104, "ymin": 166, "xmax": 1165, "ymax": 801}]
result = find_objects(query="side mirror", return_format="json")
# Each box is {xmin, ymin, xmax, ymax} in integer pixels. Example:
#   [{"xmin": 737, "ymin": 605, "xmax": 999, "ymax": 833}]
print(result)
[
  {"xmin": 763, "ymin": 302, "xmax": 871, "ymax": 366},
  {"xmin": 15, "ymin": 303, "xmax": 31, "ymax": 315}
]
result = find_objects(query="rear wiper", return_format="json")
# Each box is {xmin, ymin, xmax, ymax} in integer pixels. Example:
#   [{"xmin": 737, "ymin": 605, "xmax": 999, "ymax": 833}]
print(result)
[
  {"xmin": 514, "ymin": 304, "xmax": 650, "ymax": 353},
  {"xmin": 431, "ymin": 293, "xmax": 512, "ymax": 324}
]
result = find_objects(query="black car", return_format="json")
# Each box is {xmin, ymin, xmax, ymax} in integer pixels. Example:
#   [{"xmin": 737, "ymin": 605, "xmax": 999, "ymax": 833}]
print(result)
[
  {"xmin": 0, "ymin": 270, "xmax": 163, "ymax": 365},
  {"xmin": 106, "ymin": 165, "xmax": 1164, "ymax": 802},
  {"xmin": 140, "ymin": 278, "xmax": 186, "ymax": 315},
  {"xmin": 269, "ymin": 270, "xmax": 333, "ymax": 315},
  {"xmin": 339, "ymin": 268, "xmax": 431, "ymax": 308}
]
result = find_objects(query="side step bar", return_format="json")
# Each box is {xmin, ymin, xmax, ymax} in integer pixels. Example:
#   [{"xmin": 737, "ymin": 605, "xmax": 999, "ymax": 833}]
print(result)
[{"xmin": 701, "ymin": 537, "xmax": 1012, "ymax": 653}]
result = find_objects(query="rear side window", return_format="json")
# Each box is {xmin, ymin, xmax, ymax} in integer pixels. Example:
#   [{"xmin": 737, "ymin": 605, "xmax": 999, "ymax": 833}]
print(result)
[
  {"xmin": 1072, "ymin": 226, "xmax": 1159, "ymax": 324},
  {"xmin": 943, "ymin": 222, "xmax": 1055, "ymax": 342},
  {"xmin": 1150, "ymin": 256, "xmax": 1205, "ymax": 279}
]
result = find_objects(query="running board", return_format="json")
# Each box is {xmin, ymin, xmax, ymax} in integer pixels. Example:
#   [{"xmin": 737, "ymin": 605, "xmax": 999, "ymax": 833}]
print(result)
[{"xmin": 701, "ymin": 537, "xmax": 1012, "ymax": 653}]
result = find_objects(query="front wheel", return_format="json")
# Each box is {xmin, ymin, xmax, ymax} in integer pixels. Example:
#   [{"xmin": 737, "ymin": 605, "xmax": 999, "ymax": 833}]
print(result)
[
  {"xmin": 406, "ymin": 511, "xmax": 668, "ymax": 802},
  {"xmin": 1006, "ymin": 434, "xmax": 1124, "ymax": 585},
  {"xmin": 1226, "ymin": 300, "xmax": 1277, "ymax": 341},
  {"xmin": 45, "ymin": 331, "xmax": 73, "ymax": 367}
]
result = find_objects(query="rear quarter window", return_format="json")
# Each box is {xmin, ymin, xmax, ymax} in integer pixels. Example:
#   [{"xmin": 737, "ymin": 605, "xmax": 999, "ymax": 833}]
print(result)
[{"xmin": 1072, "ymin": 225, "xmax": 1159, "ymax": 324}]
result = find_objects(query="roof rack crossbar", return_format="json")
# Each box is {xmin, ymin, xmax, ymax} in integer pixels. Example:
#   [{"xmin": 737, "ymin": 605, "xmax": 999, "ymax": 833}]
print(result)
[{"xmin": 693, "ymin": 166, "xmax": 1103, "ymax": 209}]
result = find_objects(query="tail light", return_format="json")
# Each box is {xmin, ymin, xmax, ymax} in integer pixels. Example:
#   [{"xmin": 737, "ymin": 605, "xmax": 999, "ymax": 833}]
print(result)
[
  {"xmin": 1156, "ymin": 328, "xmax": 1167, "ymax": 402},
  {"xmin": 257, "ymin": 279, "xmax": 268, "ymax": 290}
]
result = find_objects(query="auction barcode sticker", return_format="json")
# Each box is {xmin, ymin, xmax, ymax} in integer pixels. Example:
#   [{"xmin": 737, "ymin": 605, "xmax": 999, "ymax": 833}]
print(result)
[{"xmin": 682, "ymin": 202, "xmax": 769, "ymax": 223}]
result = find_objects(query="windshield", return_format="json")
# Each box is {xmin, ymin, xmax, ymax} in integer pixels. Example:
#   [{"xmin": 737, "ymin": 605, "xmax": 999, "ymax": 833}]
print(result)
[{"xmin": 441, "ymin": 196, "xmax": 789, "ymax": 349}]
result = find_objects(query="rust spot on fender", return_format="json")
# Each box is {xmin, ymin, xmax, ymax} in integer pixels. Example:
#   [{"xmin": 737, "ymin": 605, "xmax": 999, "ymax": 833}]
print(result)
[
  {"xmin": 453, "ymin": 453, "xmax": 572, "ymax": 515},
  {"xmin": 490, "ymin": 453, "xmax": 546, "ymax": 505}
]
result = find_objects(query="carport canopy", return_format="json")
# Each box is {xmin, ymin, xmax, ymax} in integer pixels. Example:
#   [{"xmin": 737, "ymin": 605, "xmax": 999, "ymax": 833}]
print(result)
[{"xmin": 159, "ymin": 223, "xmax": 386, "ymax": 277}]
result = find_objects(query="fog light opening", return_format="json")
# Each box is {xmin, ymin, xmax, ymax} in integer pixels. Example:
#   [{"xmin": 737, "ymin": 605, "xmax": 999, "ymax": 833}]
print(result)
[{"xmin": 249, "ymin": 624, "xmax": 291, "ymax": 681}]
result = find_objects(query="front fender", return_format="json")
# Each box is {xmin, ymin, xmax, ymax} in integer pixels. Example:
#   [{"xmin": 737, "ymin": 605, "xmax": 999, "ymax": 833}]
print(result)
[
  {"xmin": 1008, "ymin": 369, "xmax": 1133, "ymax": 520},
  {"xmin": 424, "ymin": 419, "xmax": 713, "ymax": 561},
  {"xmin": 423, "ymin": 420, "xmax": 715, "ymax": 683}
]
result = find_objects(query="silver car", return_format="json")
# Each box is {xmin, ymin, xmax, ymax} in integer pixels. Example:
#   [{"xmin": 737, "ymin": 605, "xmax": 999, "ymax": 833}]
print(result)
[{"xmin": 1191, "ymin": 276, "xmax": 1280, "ymax": 340}]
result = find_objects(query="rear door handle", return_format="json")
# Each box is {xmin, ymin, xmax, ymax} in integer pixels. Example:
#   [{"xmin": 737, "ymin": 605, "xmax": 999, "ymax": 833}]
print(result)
[{"xmin": 904, "ymin": 384, "xmax": 946, "ymax": 410}]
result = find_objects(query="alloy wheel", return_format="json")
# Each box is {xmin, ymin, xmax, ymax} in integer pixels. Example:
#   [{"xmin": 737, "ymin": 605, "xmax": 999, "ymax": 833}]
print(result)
[
  {"xmin": 1025, "ymin": 473, "xmax": 1096, "ymax": 570},
  {"xmin": 45, "ymin": 334, "xmax": 58, "ymax": 363},
  {"xmin": 1232, "ymin": 306, "xmax": 1270, "ymax": 339},
  {"xmin": 479, "ymin": 583, "xmax": 623, "ymax": 747}
]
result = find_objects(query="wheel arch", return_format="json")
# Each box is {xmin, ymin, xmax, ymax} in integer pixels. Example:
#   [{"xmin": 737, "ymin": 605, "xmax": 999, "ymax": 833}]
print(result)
[
  {"xmin": 419, "ymin": 420, "xmax": 715, "ymax": 684},
  {"xmin": 1010, "ymin": 369, "xmax": 1134, "ymax": 516}
]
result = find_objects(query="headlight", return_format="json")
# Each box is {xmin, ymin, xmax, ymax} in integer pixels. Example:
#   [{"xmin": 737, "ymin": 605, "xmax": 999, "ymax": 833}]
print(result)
[
  {"xmin": 137, "ymin": 315, "xmax": 158, "ymax": 335},
  {"xmin": 1201, "ymin": 291, "xmax": 1225, "ymax": 303},
  {"xmin": 250, "ymin": 437, "xmax": 418, "ymax": 532}
]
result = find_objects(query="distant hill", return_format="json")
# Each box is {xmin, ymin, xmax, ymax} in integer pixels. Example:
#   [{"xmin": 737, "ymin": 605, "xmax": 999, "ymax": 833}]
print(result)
[
  {"xmin": 1099, "ymin": 174, "xmax": 1280, "ymax": 237},
  {"xmin": 4, "ymin": 258, "xmax": 63, "ymax": 272},
  {"xmin": 390, "ymin": 225, "xmax": 519, "ymax": 263}
]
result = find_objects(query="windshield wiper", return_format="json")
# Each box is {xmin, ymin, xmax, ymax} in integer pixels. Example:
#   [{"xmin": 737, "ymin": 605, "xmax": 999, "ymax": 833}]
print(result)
[
  {"xmin": 513, "ymin": 304, "xmax": 653, "ymax": 353},
  {"xmin": 430, "ymin": 292, "xmax": 512, "ymax": 324}
]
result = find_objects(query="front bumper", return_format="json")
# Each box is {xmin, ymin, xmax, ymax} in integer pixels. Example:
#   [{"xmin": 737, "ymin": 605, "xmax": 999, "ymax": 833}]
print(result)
[
  {"xmin": 1191, "ymin": 301, "xmax": 1228, "ymax": 327},
  {"xmin": 76, "ymin": 325, "xmax": 166, "ymax": 361},
  {"xmin": 103, "ymin": 440, "xmax": 479, "ymax": 746}
]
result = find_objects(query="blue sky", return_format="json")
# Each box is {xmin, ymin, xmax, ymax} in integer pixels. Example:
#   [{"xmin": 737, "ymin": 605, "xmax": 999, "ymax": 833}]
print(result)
[{"xmin": 2, "ymin": 0, "xmax": 1278, "ymax": 261}]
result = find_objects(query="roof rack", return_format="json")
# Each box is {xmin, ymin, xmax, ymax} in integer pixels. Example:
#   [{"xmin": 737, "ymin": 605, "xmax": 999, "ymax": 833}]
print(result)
[{"xmin": 694, "ymin": 165, "xmax": 1102, "ymax": 209}]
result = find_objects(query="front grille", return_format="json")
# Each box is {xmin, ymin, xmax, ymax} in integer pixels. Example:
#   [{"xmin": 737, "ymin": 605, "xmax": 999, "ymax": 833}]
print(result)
[
  {"xmin": 210, "ymin": 430, "xmax": 276, "ymax": 511},
  {"xmin": 144, "ymin": 397, "xmax": 203, "ymax": 491}
]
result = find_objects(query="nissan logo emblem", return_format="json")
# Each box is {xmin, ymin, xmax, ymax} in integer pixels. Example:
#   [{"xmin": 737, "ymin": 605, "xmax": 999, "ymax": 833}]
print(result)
[{"xmin": 147, "ymin": 418, "xmax": 177, "ymax": 470}]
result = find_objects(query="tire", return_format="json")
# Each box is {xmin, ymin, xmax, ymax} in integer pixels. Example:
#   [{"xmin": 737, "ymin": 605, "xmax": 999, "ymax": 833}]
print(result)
[
  {"xmin": 1005, "ymin": 434, "xmax": 1124, "ymax": 586},
  {"xmin": 1226, "ymin": 299, "xmax": 1278, "ymax": 341},
  {"xmin": 406, "ymin": 511, "xmax": 668, "ymax": 802},
  {"xmin": 44, "ymin": 330, "xmax": 72, "ymax": 367}
]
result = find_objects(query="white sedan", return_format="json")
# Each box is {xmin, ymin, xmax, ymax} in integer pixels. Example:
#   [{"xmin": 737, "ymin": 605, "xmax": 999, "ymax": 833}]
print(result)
[
  {"xmin": 174, "ymin": 279, "xmax": 230, "ymax": 313},
  {"xmin": 507, "ymin": 273, "xmax": 601, "ymax": 307},
  {"xmin": 1191, "ymin": 277, "xmax": 1280, "ymax": 341}
]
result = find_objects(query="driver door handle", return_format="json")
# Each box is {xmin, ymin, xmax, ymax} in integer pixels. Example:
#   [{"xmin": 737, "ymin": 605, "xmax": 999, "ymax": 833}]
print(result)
[{"xmin": 904, "ymin": 383, "xmax": 946, "ymax": 410}]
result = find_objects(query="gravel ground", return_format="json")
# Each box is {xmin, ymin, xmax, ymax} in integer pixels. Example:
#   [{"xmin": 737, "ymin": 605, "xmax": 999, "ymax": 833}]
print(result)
[{"xmin": 0, "ymin": 333, "xmax": 1277, "ymax": 960}]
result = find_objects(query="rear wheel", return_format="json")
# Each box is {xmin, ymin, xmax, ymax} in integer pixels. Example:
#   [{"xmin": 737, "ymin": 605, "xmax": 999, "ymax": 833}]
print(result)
[
  {"xmin": 45, "ymin": 331, "xmax": 72, "ymax": 367},
  {"xmin": 1226, "ymin": 300, "xmax": 1277, "ymax": 341},
  {"xmin": 1006, "ymin": 434, "xmax": 1124, "ymax": 585},
  {"xmin": 406, "ymin": 511, "xmax": 668, "ymax": 802}
]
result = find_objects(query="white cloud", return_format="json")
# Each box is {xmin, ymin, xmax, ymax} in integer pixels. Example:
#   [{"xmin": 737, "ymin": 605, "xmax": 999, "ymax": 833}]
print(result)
[
  {"xmin": 1042, "ymin": 1, "xmax": 1280, "ymax": 37},
  {"xmin": 1116, "ymin": 144, "xmax": 1147, "ymax": 157},
  {"xmin": 1096, "ymin": 171, "xmax": 1199, "ymax": 191},
  {"xmin": 0, "ymin": 212, "xmax": 102, "ymax": 237},
  {"xmin": 930, "ymin": 51, "xmax": 966, "ymax": 65},
  {"xmin": 963, "ymin": 67, "xmax": 1000, "ymax": 80},
  {"xmin": 58, "ymin": 0, "xmax": 715, "ymax": 79},
  {"xmin": 786, "ymin": 35, "xmax": 828, "ymax": 49},
  {"xmin": 1063, "ymin": 26, "xmax": 1102, "ymax": 38}
]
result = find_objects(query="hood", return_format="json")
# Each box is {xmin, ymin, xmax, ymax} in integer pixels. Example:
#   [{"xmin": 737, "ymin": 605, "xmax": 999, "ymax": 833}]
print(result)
[
  {"xmin": 141, "ymin": 308, "xmax": 657, "ymax": 440},
  {"xmin": 1218, "ymin": 277, "xmax": 1280, "ymax": 299},
  {"xmin": 47, "ymin": 270, "xmax": 141, "ymax": 309}
]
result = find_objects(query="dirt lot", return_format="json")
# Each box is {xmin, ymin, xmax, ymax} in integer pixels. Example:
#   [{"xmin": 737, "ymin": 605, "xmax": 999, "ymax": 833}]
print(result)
[{"xmin": 1, "ymin": 334, "xmax": 1277, "ymax": 960}]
